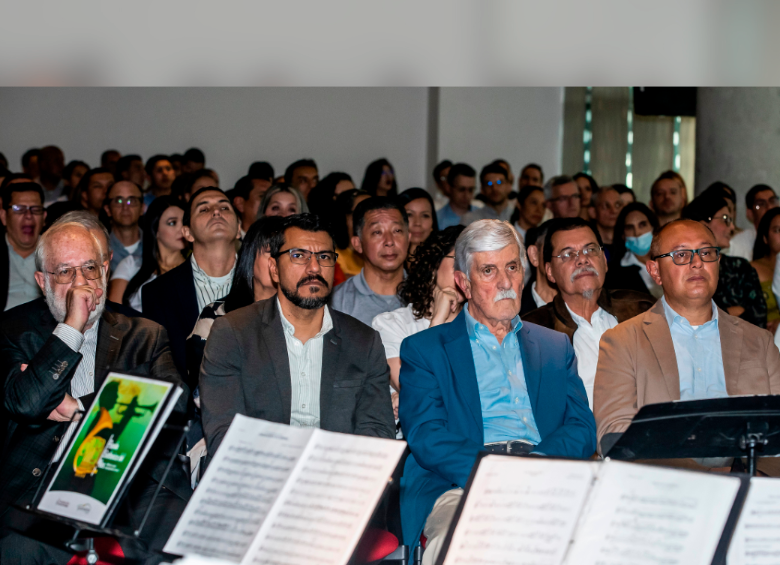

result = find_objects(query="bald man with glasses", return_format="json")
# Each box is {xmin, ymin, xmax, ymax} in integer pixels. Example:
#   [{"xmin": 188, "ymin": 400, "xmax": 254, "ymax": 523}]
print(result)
[{"xmin": 594, "ymin": 220, "xmax": 780, "ymax": 471}]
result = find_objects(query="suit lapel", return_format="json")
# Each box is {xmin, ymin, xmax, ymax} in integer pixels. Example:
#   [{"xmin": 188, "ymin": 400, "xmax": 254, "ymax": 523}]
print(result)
[
  {"xmin": 443, "ymin": 312, "xmax": 482, "ymax": 432},
  {"xmin": 717, "ymin": 308, "xmax": 743, "ymax": 394},
  {"xmin": 642, "ymin": 301, "xmax": 680, "ymax": 400},
  {"xmin": 181, "ymin": 260, "xmax": 200, "ymax": 325},
  {"xmin": 262, "ymin": 300, "xmax": 293, "ymax": 424},
  {"xmin": 95, "ymin": 310, "xmax": 123, "ymax": 389},
  {"xmin": 518, "ymin": 325, "xmax": 542, "ymax": 412},
  {"xmin": 319, "ymin": 318, "xmax": 340, "ymax": 430}
]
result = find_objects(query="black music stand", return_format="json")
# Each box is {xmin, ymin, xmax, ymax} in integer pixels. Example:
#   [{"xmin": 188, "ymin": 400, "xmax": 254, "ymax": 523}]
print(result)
[{"xmin": 606, "ymin": 396, "xmax": 780, "ymax": 475}]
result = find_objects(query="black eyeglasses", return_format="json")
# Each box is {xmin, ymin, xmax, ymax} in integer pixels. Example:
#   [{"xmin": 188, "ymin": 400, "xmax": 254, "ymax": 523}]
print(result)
[
  {"xmin": 652, "ymin": 247, "xmax": 721, "ymax": 265},
  {"xmin": 108, "ymin": 196, "xmax": 142, "ymax": 207},
  {"xmin": 9, "ymin": 204, "xmax": 45, "ymax": 216},
  {"xmin": 275, "ymin": 248, "xmax": 338, "ymax": 267}
]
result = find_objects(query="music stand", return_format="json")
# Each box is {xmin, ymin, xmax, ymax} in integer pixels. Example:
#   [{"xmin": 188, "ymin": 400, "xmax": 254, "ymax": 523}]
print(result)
[{"xmin": 606, "ymin": 396, "xmax": 780, "ymax": 475}]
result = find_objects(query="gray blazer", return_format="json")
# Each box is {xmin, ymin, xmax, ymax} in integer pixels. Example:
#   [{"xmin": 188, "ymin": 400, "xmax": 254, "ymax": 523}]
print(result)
[{"xmin": 200, "ymin": 298, "xmax": 395, "ymax": 457}]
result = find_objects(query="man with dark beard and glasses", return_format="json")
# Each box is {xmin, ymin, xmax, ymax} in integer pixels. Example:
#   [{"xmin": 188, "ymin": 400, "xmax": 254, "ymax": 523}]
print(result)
[
  {"xmin": 522, "ymin": 217, "xmax": 653, "ymax": 409},
  {"xmin": 199, "ymin": 213, "xmax": 395, "ymax": 459}
]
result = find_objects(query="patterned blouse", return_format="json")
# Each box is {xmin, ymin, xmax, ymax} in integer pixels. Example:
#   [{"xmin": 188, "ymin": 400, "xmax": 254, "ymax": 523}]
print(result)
[
  {"xmin": 714, "ymin": 255, "xmax": 767, "ymax": 328},
  {"xmin": 186, "ymin": 300, "xmax": 228, "ymax": 404}
]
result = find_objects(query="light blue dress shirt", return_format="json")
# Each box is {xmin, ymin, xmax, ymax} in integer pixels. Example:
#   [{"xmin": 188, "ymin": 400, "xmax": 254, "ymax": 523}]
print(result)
[
  {"xmin": 661, "ymin": 297, "xmax": 728, "ymax": 401},
  {"xmin": 464, "ymin": 303, "xmax": 542, "ymax": 444},
  {"xmin": 436, "ymin": 203, "xmax": 470, "ymax": 229}
]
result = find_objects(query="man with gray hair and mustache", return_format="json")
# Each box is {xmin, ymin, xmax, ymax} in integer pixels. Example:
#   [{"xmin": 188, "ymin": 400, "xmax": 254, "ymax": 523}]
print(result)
[
  {"xmin": 523, "ymin": 217, "xmax": 653, "ymax": 409},
  {"xmin": 398, "ymin": 219, "xmax": 596, "ymax": 565},
  {"xmin": 0, "ymin": 218, "xmax": 190, "ymax": 563}
]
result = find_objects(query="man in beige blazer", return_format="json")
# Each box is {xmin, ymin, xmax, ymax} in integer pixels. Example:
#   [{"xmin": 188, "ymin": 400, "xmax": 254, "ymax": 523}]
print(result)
[{"xmin": 594, "ymin": 219, "xmax": 780, "ymax": 467}]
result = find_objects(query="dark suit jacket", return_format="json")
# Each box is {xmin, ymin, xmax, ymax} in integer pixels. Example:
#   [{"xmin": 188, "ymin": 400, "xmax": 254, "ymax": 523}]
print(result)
[
  {"xmin": 143, "ymin": 259, "xmax": 199, "ymax": 386},
  {"xmin": 522, "ymin": 288, "xmax": 655, "ymax": 343},
  {"xmin": 200, "ymin": 298, "xmax": 395, "ymax": 458},
  {"xmin": 398, "ymin": 310, "xmax": 596, "ymax": 547},
  {"xmin": 0, "ymin": 234, "xmax": 8, "ymax": 313},
  {"xmin": 0, "ymin": 298, "xmax": 191, "ymax": 520},
  {"xmin": 604, "ymin": 262, "xmax": 653, "ymax": 297}
]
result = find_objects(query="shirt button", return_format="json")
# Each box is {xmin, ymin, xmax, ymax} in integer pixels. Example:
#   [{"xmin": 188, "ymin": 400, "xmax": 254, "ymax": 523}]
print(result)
[
  {"xmin": 32, "ymin": 468, "xmax": 41, "ymax": 477},
  {"xmin": 515, "ymin": 398, "xmax": 520, "ymax": 404},
  {"xmin": 89, "ymin": 372, "xmax": 93, "ymax": 377},
  {"xmin": 302, "ymin": 404, "xmax": 306, "ymax": 409},
  {"xmin": 697, "ymin": 368, "xmax": 702, "ymax": 372},
  {"xmin": 301, "ymin": 372, "xmax": 306, "ymax": 377},
  {"xmin": 492, "ymin": 346, "xmax": 496, "ymax": 350},
  {"xmin": 523, "ymin": 416, "xmax": 527, "ymax": 422}
]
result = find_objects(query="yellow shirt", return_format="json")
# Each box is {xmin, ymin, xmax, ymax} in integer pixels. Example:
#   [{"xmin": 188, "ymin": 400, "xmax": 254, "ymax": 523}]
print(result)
[{"xmin": 336, "ymin": 247, "xmax": 364, "ymax": 278}]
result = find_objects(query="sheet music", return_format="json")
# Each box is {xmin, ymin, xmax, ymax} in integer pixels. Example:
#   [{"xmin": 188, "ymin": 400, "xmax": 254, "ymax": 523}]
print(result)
[
  {"xmin": 567, "ymin": 460, "xmax": 741, "ymax": 565},
  {"xmin": 242, "ymin": 429, "xmax": 406, "ymax": 565},
  {"xmin": 727, "ymin": 477, "xmax": 780, "ymax": 565},
  {"xmin": 441, "ymin": 455, "xmax": 598, "ymax": 565},
  {"xmin": 164, "ymin": 416, "xmax": 313, "ymax": 562}
]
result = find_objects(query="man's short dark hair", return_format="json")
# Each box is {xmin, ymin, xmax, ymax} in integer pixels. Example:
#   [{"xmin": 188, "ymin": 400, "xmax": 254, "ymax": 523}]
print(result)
[
  {"xmin": 0, "ymin": 153, "xmax": 7, "ymax": 170},
  {"xmin": 115, "ymin": 154, "xmax": 142, "ymax": 178},
  {"xmin": 446, "ymin": 163, "xmax": 476, "ymax": 187},
  {"xmin": 352, "ymin": 197, "xmax": 409, "ymax": 239},
  {"xmin": 284, "ymin": 159, "xmax": 317, "ymax": 185},
  {"xmin": 433, "ymin": 160, "xmax": 453, "ymax": 183},
  {"xmin": 76, "ymin": 167, "xmax": 115, "ymax": 201},
  {"xmin": 270, "ymin": 213, "xmax": 335, "ymax": 257},
  {"xmin": 101, "ymin": 150, "xmax": 120, "ymax": 166},
  {"xmin": 517, "ymin": 184, "xmax": 544, "ymax": 207},
  {"xmin": 746, "ymin": 184, "xmax": 776, "ymax": 211},
  {"xmin": 650, "ymin": 170, "xmax": 686, "ymax": 195},
  {"xmin": 184, "ymin": 147, "xmax": 206, "ymax": 165},
  {"xmin": 525, "ymin": 219, "xmax": 553, "ymax": 250},
  {"xmin": 521, "ymin": 163, "xmax": 545, "ymax": 183},
  {"xmin": 21, "ymin": 148, "xmax": 41, "ymax": 170},
  {"xmin": 183, "ymin": 186, "xmax": 230, "ymax": 227},
  {"xmin": 232, "ymin": 176, "xmax": 255, "ymax": 200},
  {"xmin": 248, "ymin": 161, "xmax": 274, "ymax": 181},
  {"xmin": 543, "ymin": 217, "xmax": 604, "ymax": 264},
  {"xmin": 2, "ymin": 182, "xmax": 44, "ymax": 209},
  {"xmin": 479, "ymin": 163, "xmax": 508, "ymax": 185},
  {"xmin": 145, "ymin": 154, "xmax": 171, "ymax": 177}
]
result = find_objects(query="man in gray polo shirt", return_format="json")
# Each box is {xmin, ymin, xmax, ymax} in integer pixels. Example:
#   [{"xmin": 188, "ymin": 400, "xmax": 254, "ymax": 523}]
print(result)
[{"xmin": 331, "ymin": 197, "xmax": 409, "ymax": 325}]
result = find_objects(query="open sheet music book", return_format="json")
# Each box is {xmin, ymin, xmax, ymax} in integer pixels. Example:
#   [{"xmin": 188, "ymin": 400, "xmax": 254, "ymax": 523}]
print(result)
[
  {"xmin": 164, "ymin": 415, "xmax": 407, "ymax": 565},
  {"xmin": 727, "ymin": 477, "xmax": 780, "ymax": 565},
  {"xmin": 437, "ymin": 454, "xmax": 756, "ymax": 565}
]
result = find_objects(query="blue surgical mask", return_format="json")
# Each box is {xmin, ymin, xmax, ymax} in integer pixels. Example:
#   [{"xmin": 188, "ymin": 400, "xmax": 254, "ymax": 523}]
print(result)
[{"xmin": 625, "ymin": 231, "xmax": 653, "ymax": 256}]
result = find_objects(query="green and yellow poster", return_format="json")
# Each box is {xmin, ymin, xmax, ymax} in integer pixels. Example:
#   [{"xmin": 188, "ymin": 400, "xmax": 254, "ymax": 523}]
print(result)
[{"xmin": 38, "ymin": 373, "xmax": 173, "ymax": 525}]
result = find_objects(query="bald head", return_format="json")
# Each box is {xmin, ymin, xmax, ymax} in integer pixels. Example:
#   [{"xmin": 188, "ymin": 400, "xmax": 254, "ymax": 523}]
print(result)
[
  {"xmin": 105, "ymin": 180, "xmax": 143, "ymax": 229},
  {"xmin": 649, "ymin": 219, "xmax": 716, "ymax": 259}
]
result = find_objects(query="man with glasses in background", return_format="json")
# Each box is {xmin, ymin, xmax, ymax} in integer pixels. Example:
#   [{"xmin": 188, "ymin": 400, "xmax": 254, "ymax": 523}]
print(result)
[
  {"xmin": 523, "ymin": 218, "xmax": 653, "ymax": 409},
  {"xmin": 462, "ymin": 163, "xmax": 514, "ymax": 225},
  {"xmin": 0, "ymin": 182, "xmax": 47, "ymax": 311},
  {"xmin": 104, "ymin": 180, "xmax": 144, "ymax": 271},
  {"xmin": 729, "ymin": 184, "xmax": 778, "ymax": 261},
  {"xmin": 594, "ymin": 219, "xmax": 780, "ymax": 472},
  {"xmin": 545, "ymin": 175, "xmax": 582, "ymax": 219},
  {"xmin": 199, "ymin": 213, "xmax": 394, "ymax": 458},
  {"xmin": 588, "ymin": 186, "xmax": 624, "ymax": 255}
]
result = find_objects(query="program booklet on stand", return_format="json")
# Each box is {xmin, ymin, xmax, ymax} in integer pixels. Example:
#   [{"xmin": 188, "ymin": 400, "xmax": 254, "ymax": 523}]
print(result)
[
  {"xmin": 36, "ymin": 372, "xmax": 182, "ymax": 527},
  {"xmin": 164, "ymin": 414, "xmax": 407, "ymax": 565}
]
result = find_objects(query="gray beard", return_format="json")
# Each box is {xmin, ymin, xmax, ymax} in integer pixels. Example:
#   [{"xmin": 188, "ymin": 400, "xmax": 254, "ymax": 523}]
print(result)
[
  {"xmin": 582, "ymin": 289, "xmax": 596, "ymax": 300},
  {"xmin": 45, "ymin": 274, "xmax": 107, "ymax": 328}
]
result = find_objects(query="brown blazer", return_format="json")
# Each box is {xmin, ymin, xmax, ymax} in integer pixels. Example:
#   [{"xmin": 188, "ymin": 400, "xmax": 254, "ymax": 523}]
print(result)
[
  {"xmin": 522, "ymin": 288, "xmax": 654, "ymax": 342},
  {"xmin": 594, "ymin": 299, "xmax": 780, "ymax": 457}
]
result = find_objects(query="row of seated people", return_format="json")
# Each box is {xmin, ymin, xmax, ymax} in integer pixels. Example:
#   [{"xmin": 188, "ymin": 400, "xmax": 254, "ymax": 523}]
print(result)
[{"xmin": 1, "ymin": 184, "xmax": 779, "ymax": 565}]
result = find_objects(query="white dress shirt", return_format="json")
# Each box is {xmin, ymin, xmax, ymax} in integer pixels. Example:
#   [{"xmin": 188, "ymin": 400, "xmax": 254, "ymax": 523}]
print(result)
[
  {"xmin": 191, "ymin": 254, "xmax": 237, "ymax": 312},
  {"xmin": 51, "ymin": 321, "xmax": 100, "ymax": 461},
  {"xmin": 371, "ymin": 304, "xmax": 431, "ymax": 360},
  {"xmin": 531, "ymin": 282, "xmax": 548, "ymax": 308},
  {"xmin": 277, "ymin": 299, "xmax": 334, "ymax": 429},
  {"xmin": 725, "ymin": 226, "xmax": 755, "ymax": 261},
  {"xmin": 565, "ymin": 304, "xmax": 618, "ymax": 409}
]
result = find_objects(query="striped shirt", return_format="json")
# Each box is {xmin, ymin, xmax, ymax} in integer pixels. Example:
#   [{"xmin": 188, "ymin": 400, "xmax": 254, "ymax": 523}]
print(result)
[
  {"xmin": 277, "ymin": 299, "xmax": 334, "ymax": 429},
  {"xmin": 51, "ymin": 320, "xmax": 100, "ymax": 461},
  {"xmin": 190, "ymin": 254, "xmax": 237, "ymax": 312}
]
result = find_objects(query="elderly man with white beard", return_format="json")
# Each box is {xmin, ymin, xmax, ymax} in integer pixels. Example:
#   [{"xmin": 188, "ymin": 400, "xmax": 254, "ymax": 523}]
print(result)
[
  {"xmin": 522, "ymin": 217, "xmax": 654, "ymax": 408},
  {"xmin": 0, "ymin": 219, "xmax": 191, "ymax": 564}
]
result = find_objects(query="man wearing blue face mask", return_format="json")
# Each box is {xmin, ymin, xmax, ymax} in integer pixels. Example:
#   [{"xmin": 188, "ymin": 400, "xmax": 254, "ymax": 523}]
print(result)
[{"xmin": 522, "ymin": 217, "xmax": 654, "ymax": 409}]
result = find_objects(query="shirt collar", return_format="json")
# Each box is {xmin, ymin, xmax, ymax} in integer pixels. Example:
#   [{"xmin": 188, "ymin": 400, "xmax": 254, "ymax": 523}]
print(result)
[
  {"xmin": 276, "ymin": 297, "xmax": 333, "ymax": 339},
  {"xmin": 565, "ymin": 303, "xmax": 606, "ymax": 327},
  {"xmin": 353, "ymin": 268, "xmax": 406, "ymax": 297},
  {"xmin": 661, "ymin": 296, "xmax": 718, "ymax": 329},
  {"xmin": 464, "ymin": 302, "xmax": 523, "ymax": 340}
]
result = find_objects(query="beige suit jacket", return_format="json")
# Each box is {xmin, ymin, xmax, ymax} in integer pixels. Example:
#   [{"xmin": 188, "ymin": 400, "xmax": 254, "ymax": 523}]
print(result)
[{"xmin": 594, "ymin": 299, "xmax": 780, "ymax": 455}]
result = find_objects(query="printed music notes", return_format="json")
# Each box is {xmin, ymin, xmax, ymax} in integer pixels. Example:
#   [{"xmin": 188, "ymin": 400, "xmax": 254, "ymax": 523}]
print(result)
[
  {"xmin": 164, "ymin": 415, "xmax": 406, "ymax": 565},
  {"xmin": 727, "ymin": 477, "xmax": 780, "ymax": 565}
]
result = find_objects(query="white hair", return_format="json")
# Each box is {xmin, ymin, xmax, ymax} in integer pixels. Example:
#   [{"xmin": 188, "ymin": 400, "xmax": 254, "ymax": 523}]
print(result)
[
  {"xmin": 50, "ymin": 211, "xmax": 111, "ymax": 262},
  {"xmin": 35, "ymin": 221, "xmax": 104, "ymax": 272},
  {"xmin": 454, "ymin": 220, "xmax": 526, "ymax": 280},
  {"xmin": 543, "ymin": 174, "xmax": 575, "ymax": 201}
]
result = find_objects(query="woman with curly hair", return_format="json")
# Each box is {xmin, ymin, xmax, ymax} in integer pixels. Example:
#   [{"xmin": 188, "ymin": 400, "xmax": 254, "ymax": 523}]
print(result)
[{"xmin": 372, "ymin": 225, "xmax": 466, "ymax": 420}]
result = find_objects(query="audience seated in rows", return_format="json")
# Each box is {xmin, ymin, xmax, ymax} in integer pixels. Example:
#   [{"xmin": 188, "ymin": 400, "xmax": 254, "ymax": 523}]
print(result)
[
  {"xmin": 144, "ymin": 155, "xmax": 176, "ymax": 206},
  {"xmin": 462, "ymin": 163, "xmax": 513, "ymax": 224},
  {"xmin": 200, "ymin": 213, "xmax": 395, "ymax": 459},
  {"xmin": 38, "ymin": 146, "xmax": 67, "ymax": 206},
  {"xmin": 751, "ymin": 207, "xmax": 780, "ymax": 333},
  {"xmin": 331, "ymin": 197, "xmax": 408, "ymax": 325},
  {"xmin": 257, "ymin": 184, "xmax": 308, "ymax": 219},
  {"xmin": 397, "ymin": 187, "xmax": 437, "ymax": 259},
  {"xmin": 284, "ymin": 158, "xmax": 319, "ymax": 199},
  {"xmin": 729, "ymin": 183, "xmax": 778, "ymax": 261},
  {"xmin": 589, "ymin": 186, "xmax": 624, "ymax": 256},
  {"xmin": 399, "ymin": 219, "xmax": 596, "ymax": 564},
  {"xmin": 115, "ymin": 154, "xmax": 145, "ymax": 188},
  {"xmin": 105, "ymin": 180, "xmax": 144, "ymax": 271},
  {"xmin": 511, "ymin": 184, "xmax": 545, "ymax": 242},
  {"xmin": 649, "ymin": 170, "xmax": 687, "ymax": 226},
  {"xmin": 545, "ymin": 174, "xmax": 581, "ymax": 219},
  {"xmin": 333, "ymin": 189, "xmax": 370, "ymax": 278},
  {"xmin": 522, "ymin": 217, "xmax": 653, "ymax": 408},
  {"xmin": 437, "ymin": 163, "xmax": 476, "ymax": 229},
  {"xmin": 362, "ymin": 158, "xmax": 398, "ymax": 198},
  {"xmin": 573, "ymin": 172, "xmax": 598, "ymax": 221},
  {"xmin": 518, "ymin": 163, "xmax": 544, "ymax": 189},
  {"xmin": 45, "ymin": 167, "xmax": 113, "ymax": 228},
  {"xmin": 520, "ymin": 221, "xmax": 557, "ymax": 315}
]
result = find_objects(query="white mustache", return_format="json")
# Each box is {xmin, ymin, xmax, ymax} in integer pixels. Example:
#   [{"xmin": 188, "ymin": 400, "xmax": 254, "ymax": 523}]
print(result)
[
  {"xmin": 570, "ymin": 265, "xmax": 599, "ymax": 283},
  {"xmin": 494, "ymin": 289, "xmax": 518, "ymax": 302}
]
